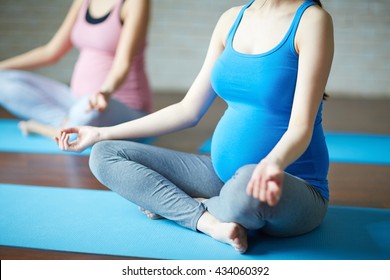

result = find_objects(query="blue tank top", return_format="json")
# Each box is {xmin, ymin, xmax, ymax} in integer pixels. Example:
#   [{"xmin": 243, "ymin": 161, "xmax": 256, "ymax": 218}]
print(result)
[{"xmin": 210, "ymin": 0, "xmax": 329, "ymax": 199}]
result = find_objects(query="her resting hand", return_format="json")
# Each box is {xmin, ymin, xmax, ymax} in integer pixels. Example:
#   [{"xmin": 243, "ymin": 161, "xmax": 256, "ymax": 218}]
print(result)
[
  {"xmin": 54, "ymin": 126, "xmax": 100, "ymax": 152},
  {"xmin": 246, "ymin": 160, "xmax": 284, "ymax": 207},
  {"xmin": 87, "ymin": 91, "xmax": 109, "ymax": 112}
]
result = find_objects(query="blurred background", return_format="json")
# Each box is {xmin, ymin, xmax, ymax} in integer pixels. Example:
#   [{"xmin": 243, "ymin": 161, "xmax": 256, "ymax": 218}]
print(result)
[{"xmin": 1, "ymin": 0, "xmax": 389, "ymax": 99}]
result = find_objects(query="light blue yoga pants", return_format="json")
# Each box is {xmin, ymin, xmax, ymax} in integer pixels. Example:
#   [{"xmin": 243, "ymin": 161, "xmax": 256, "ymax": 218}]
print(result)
[
  {"xmin": 89, "ymin": 140, "xmax": 328, "ymax": 236},
  {"xmin": 0, "ymin": 70, "xmax": 146, "ymax": 127}
]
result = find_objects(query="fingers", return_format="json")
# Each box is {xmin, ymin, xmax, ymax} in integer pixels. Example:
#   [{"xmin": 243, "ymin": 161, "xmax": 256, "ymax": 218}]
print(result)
[
  {"xmin": 266, "ymin": 181, "xmax": 281, "ymax": 207},
  {"xmin": 246, "ymin": 171, "xmax": 268, "ymax": 203},
  {"xmin": 246, "ymin": 165, "xmax": 261, "ymax": 198},
  {"xmin": 86, "ymin": 97, "xmax": 95, "ymax": 113},
  {"xmin": 258, "ymin": 175, "xmax": 267, "ymax": 202},
  {"xmin": 96, "ymin": 95, "xmax": 108, "ymax": 112},
  {"xmin": 246, "ymin": 175, "xmax": 282, "ymax": 207},
  {"xmin": 57, "ymin": 131, "xmax": 65, "ymax": 150},
  {"xmin": 246, "ymin": 177, "xmax": 254, "ymax": 197},
  {"xmin": 53, "ymin": 136, "xmax": 59, "ymax": 146},
  {"xmin": 87, "ymin": 94, "xmax": 101, "ymax": 112},
  {"xmin": 58, "ymin": 131, "xmax": 70, "ymax": 151},
  {"xmin": 55, "ymin": 129, "xmax": 74, "ymax": 151},
  {"xmin": 86, "ymin": 93, "xmax": 108, "ymax": 112},
  {"xmin": 246, "ymin": 161, "xmax": 284, "ymax": 206},
  {"xmin": 55, "ymin": 125, "xmax": 94, "ymax": 153},
  {"xmin": 61, "ymin": 127, "xmax": 79, "ymax": 134},
  {"xmin": 56, "ymin": 130, "xmax": 78, "ymax": 152}
]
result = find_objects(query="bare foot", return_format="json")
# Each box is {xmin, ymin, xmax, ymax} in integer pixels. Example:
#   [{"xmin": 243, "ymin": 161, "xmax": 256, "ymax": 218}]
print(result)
[
  {"xmin": 197, "ymin": 211, "xmax": 248, "ymax": 254},
  {"xmin": 18, "ymin": 121, "xmax": 30, "ymax": 136},
  {"xmin": 18, "ymin": 120, "xmax": 58, "ymax": 138},
  {"xmin": 138, "ymin": 207, "xmax": 163, "ymax": 220}
]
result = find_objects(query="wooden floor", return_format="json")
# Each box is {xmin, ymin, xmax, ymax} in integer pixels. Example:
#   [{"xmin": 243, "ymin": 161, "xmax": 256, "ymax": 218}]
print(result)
[{"xmin": 0, "ymin": 94, "xmax": 389, "ymax": 260}]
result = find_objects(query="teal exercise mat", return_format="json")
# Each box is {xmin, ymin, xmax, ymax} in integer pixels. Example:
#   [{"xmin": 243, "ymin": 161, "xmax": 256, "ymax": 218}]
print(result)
[
  {"xmin": 0, "ymin": 119, "xmax": 90, "ymax": 155},
  {"xmin": 1, "ymin": 183, "xmax": 389, "ymax": 260},
  {"xmin": 198, "ymin": 132, "xmax": 390, "ymax": 165},
  {"xmin": 0, "ymin": 119, "xmax": 153, "ymax": 155},
  {"xmin": 325, "ymin": 132, "xmax": 390, "ymax": 164}
]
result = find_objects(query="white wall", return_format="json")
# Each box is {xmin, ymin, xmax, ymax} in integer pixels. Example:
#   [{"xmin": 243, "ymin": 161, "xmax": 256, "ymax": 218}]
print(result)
[
  {"xmin": 0, "ymin": 0, "xmax": 389, "ymax": 98},
  {"xmin": 325, "ymin": 0, "xmax": 390, "ymax": 97}
]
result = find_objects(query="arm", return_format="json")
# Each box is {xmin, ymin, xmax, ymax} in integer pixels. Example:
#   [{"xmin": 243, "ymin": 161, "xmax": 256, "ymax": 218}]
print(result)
[
  {"xmin": 58, "ymin": 9, "xmax": 235, "ymax": 152},
  {"xmin": 88, "ymin": 0, "xmax": 151, "ymax": 111},
  {"xmin": 0, "ymin": 0, "xmax": 83, "ymax": 70},
  {"xmin": 100, "ymin": 0, "xmax": 150, "ymax": 96},
  {"xmin": 247, "ymin": 7, "xmax": 334, "ymax": 206}
]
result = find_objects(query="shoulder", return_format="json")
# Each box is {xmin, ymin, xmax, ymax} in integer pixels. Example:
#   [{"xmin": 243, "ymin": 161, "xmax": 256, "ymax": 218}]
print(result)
[
  {"xmin": 122, "ymin": 0, "xmax": 150, "ymax": 15},
  {"xmin": 121, "ymin": 0, "xmax": 150, "ymax": 21},
  {"xmin": 61, "ymin": 0, "xmax": 84, "ymax": 24},
  {"xmin": 71, "ymin": 0, "xmax": 84, "ymax": 6},
  {"xmin": 296, "ymin": 4, "xmax": 333, "ymax": 49},
  {"xmin": 213, "ymin": 5, "xmax": 243, "ymax": 45},
  {"xmin": 70, "ymin": 0, "xmax": 84, "ymax": 10},
  {"xmin": 69, "ymin": 0, "xmax": 84, "ymax": 12},
  {"xmin": 218, "ymin": 5, "xmax": 243, "ymax": 27},
  {"xmin": 300, "ymin": 4, "xmax": 333, "ymax": 33}
]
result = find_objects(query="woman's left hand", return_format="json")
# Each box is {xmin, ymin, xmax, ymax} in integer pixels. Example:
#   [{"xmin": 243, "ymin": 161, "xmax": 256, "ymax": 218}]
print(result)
[
  {"xmin": 246, "ymin": 160, "xmax": 284, "ymax": 206},
  {"xmin": 54, "ymin": 126, "xmax": 100, "ymax": 153},
  {"xmin": 87, "ymin": 91, "xmax": 110, "ymax": 112}
]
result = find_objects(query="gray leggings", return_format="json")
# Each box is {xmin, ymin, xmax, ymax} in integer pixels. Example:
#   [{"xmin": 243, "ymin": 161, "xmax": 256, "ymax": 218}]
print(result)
[
  {"xmin": 0, "ymin": 70, "xmax": 146, "ymax": 127},
  {"xmin": 89, "ymin": 140, "xmax": 328, "ymax": 236}
]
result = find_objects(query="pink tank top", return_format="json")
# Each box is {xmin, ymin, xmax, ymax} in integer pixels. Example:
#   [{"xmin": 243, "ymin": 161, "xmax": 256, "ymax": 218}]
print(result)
[{"xmin": 70, "ymin": 0, "xmax": 152, "ymax": 112}]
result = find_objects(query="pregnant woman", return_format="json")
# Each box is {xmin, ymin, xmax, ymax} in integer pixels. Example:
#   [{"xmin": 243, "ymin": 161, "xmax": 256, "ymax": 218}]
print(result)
[
  {"xmin": 56, "ymin": 0, "xmax": 333, "ymax": 253},
  {"xmin": 0, "ymin": 0, "xmax": 152, "ymax": 138}
]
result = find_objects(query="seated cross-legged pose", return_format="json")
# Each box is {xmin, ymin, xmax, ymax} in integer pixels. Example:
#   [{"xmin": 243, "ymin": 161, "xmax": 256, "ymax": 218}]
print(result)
[
  {"xmin": 56, "ymin": 0, "xmax": 334, "ymax": 253},
  {"xmin": 0, "ymin": 0, "xmax": 152, "ymax": 138}
]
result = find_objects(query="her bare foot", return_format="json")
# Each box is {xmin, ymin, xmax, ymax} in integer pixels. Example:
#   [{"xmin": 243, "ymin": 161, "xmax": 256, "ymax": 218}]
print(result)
[
  {"xmin": 18, "ymin": 120, "xmax": 58, "ymax": 138},
  {"xmin": 18, "ymin": 121, "xmax": 29, "ymax": 136},
  {"xmin": 197, "ymin": 211, "xmax": 248, "ymax": 254},
  {"xmin": 138, "ymin": 207, "xmax": 163, "ymax": 220}
]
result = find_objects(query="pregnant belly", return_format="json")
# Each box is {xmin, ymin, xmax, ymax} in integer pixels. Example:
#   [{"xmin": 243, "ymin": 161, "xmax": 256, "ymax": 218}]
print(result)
[{"xmin": 211, "ymin": 108, "xmax": 286, "ymax": 182}]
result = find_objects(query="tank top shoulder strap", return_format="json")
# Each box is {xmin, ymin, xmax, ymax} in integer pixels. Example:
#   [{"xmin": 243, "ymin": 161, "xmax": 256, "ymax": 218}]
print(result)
[
  {"xmin": 226, "ymin": 0, "xmax": 255, "ymax": 44},
  {"xmin": 78, "ymin": 0, "xmax": 90, "ymax": 19},
  {"xmin": 287, "ymin": 1, "xmax": 317, "ymax": 45},
  {"xmin": 112, "ymin": 0, "xmax": 123, "ymax": 14},
  {"xmin": 112, "ymin": 0, "xmax": 126, "ymax": 24}
]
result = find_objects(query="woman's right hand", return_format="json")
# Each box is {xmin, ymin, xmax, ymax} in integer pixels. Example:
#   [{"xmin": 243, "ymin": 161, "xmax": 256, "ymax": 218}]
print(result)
[
  {"xmin": 246, "ymin": 160, "xmax": 284, "ymax": 207},
  {"xmin": 54, "ymin": 126, "xmax": 100, "ymax": 152},
  {"xmin": 87, "ymin": 91, "xmax": 110, "ymax": 112}
]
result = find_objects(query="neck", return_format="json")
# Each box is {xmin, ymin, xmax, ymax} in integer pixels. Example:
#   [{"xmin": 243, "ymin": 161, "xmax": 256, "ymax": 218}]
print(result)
[
  {"xmin": 252, "ymin": 0, "xmax": 301, "ymax": 11},
  {"xmin": 252, "ymin": 0, "xmax": 280, "ymax": 8}
]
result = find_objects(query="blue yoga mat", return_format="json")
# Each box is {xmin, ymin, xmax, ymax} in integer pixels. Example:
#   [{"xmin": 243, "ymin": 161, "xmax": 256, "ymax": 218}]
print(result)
[
  {"xmin": 198, "ymin": 132, "xmax": 390, "ymax": 165},
  {"xmin": 0, "ymin": 119, "xmax": 90, "ymax": 155},
  {"xmin": 1, "ymin": 183, "xmax": 389, "ymax": 260},
  {"xmin": 0, "ymin": 119, "xmax": 154, "ymax": 155}
]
